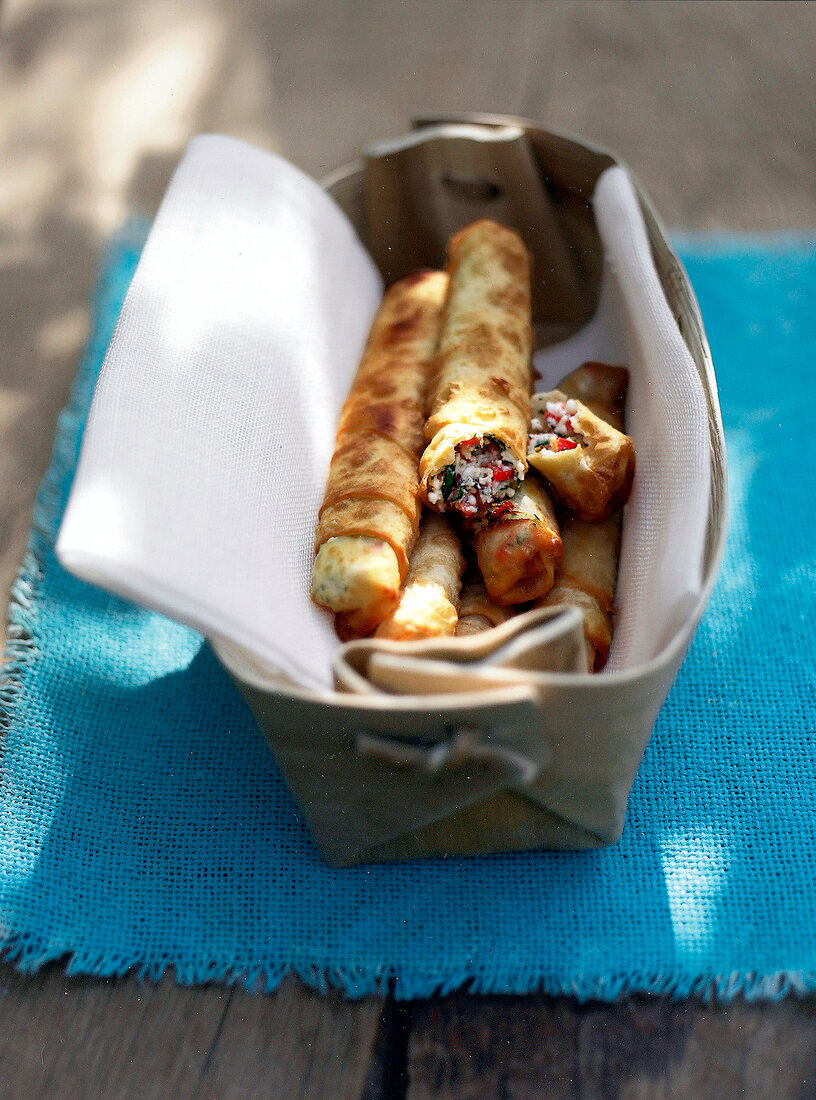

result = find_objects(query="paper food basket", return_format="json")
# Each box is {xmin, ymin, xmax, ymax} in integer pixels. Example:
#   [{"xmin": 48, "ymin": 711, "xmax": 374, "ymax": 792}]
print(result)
[{"xmin": 210, "ymin": 114, "xmax": 728, "ymax": 867}]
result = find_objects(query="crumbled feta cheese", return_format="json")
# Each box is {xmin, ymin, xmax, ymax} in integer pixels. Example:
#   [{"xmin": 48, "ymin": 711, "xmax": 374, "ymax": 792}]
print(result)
[
  {"xmin": 429, "ymin": 436, "xmax": 519, "ymax": 515},
  {"xmin": 529, "ymin": 397, "xmax": 585, "ymax": 456}
]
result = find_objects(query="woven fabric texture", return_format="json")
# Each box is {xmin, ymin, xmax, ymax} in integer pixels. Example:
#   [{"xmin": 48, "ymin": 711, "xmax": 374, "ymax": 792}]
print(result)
[{"xmin": 1, "ymin": 225, "xmax": 814, "ymax": 1000}]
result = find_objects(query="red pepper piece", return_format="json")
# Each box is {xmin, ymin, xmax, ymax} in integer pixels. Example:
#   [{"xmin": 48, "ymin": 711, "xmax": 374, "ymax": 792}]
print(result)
[{"xmin": 491, "ymin": 466, "xmax": 514, "ymax": 482}]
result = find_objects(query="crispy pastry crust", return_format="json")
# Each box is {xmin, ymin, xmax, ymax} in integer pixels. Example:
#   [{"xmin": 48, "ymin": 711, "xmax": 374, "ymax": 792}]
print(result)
[
  {"xmin": 419, "ymin": 220, "xmax": 533, "ymax": 506},
  {"xmin": 312, "ymin": 270, "xmax": 448, "ymax": 630},
  {"xmin": 454, "ymin": 573, "xmax": 517, "ymax": 636},
  {"xmin": 528, "ymin": 388, "xmax": 635, "ymax": 522},
  {"xmin": 469, "ymin": 474, "xmax": 563, "ymax": 605},
  {"xmin": 375, "ymin": 512, "xmax": 465, "ymax": 641},
  {"xmin": 556, "ymin": 361, "xmax": 629, "ymax": 431},
  {"xmin": 535, "ymin": 362, "xmax": 631, "ymax": 670},
  {"xmin": 540, "ymin": 513, "xmax": 622, "ymax": 671}
]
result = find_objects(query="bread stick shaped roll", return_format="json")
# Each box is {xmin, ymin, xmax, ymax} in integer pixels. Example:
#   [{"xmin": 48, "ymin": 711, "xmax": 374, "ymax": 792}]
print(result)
[
  {"xmin": 374, "ymin": 512, "xmax": 466, "ymax": 641},
  {"xmin": 536, "ymin": 361, "xmax": 631, "ymax": 670},
  {"xmin": 555, "ymin": 361, "xmax": 629, "ymax": 431},
  {"xmin": 528, "ymin": 389, "xmax": 635, "ymax": 522},
  {"xmin": 539, "ymin": 513, "xmax": 621, "ymax": 671},
  {"xmin": 312, "ymin": 270, "xmax": 449, "ymax": 638},
  {"xmin": 454, "ymin": 574, "xmax": 517, "ymax": 636},
  {"xmin": 468, "ymin": 474, "xmax": 562, "ymax": 606},
  {"xmin": 419, "ymin": 220, "xmax": 533, "ymax": 518}
]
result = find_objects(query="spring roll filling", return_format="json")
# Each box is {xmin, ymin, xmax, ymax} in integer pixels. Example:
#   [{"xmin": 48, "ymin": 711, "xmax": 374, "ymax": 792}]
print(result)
[
  {"xmin": 426, "ymin": 436, "xmax": 521, "ymax": 517},
  {"xmin": 311, "ymin": 535, "xmax": 401, "ymax": 612},
  {"xmin": 528, "ymin": 399, "xmax": 585, "ymax": 455}
]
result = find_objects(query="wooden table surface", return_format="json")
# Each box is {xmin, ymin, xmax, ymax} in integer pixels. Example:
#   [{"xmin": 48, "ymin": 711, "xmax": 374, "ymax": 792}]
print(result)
[{"xmin": 2, "ymin": 2, "xmax": 815, "ymax": 1096}]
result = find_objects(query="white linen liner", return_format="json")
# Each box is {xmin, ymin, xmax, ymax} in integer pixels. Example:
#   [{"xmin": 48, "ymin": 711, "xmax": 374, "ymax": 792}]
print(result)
[
  {"xmin": 534, "ymin": 166, "xmax": 710, "ymax": 671},
  {"xmin": 56, "ymin": 136, "xmax": 709, "ymax": 693}
]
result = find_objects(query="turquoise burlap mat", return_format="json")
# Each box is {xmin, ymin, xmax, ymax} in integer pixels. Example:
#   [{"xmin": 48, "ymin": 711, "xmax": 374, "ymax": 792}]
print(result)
[{"xmin": 1, "ymin": 224, "xmax": 814, "ymax": 1000}]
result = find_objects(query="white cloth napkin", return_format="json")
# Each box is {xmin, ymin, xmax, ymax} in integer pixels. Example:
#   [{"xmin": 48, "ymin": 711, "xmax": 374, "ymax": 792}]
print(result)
[
  {"xmin": 56, "ymin": 134, "xmax": 383, "ymax": 692},
  {"xmin": 535, "ymin": 166, "xmax": 710, "ymax": 671},
  {"xmin": 57, "ymin": 140, "xmax": 709, "ymax": 693}
]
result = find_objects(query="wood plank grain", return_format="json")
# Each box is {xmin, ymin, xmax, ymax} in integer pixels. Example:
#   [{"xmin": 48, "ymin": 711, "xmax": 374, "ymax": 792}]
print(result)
[
  {"xmin": 198, "ymin": 976, "xmax": 383, "ymax": 1100},
  {"xmin": 0, "ymin": 962, "xmax": 230, "ymax": 1100},
  {"xmin": 406, "ymin": 992, "xmax": 816, "ymax": 1100},
  {"xmin": 0, "ymin": 964, "xmax": 384, "ymax": 1100},
  {"xmin": 546, "ymin": 0, "xmax": 816, "ymax": 230},
  {"xmin": 236, "ymin": 0, "xmax": 565, "ymax": 180}
]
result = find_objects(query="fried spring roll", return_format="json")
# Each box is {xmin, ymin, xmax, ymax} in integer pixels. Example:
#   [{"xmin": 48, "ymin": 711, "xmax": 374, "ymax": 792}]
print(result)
[
  {"xmin": 312, "ymin": 270, "xmax": 449, "ymax": 637},
  {"xmin": 528, "ymin": 389, "xmax": 635, "ymax": 521},
  {"xmin": 419, "ymin": 220, "xmax": 533, "ymax": 518},
  {"xmin": 454, "ymin": 574, "xmax": 517, "ymax": 636},
  {"xmin": 539, "ymin": 514, "xmax": 622, "ymax": 671},
  {"xmin": 536, "ymin": 362, "xmax": 632, "ymax": 670},
  {"xmin": 556, "ymin": 361, "xmax": 629, "ymax": 431},
  {"xmin": 468, "ymin": 474, "xmax": 562, "ymax": 605},
  {"xmin": 374, "ymin": 512, "xmax": 466, "ymax": 641}
]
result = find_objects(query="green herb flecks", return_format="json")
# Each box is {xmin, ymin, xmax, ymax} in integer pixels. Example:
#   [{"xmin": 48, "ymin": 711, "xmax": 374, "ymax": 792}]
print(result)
[{"xmin": 441, "ymin": 464, "xmax": 456, "ymax": 500}]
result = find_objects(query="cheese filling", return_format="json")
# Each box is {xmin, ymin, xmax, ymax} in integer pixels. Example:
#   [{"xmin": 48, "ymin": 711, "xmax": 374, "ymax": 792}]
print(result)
[
  {"xmin": 311, "ymin": 535, "xmax": 400, "ymax": 611},
  {"xmin": 427, "ymin": 436, "xmax": 520, "ymax": 517},
  {"xmin": 528, "ymin": 399, "xmax": 583, "ymax": 455}
]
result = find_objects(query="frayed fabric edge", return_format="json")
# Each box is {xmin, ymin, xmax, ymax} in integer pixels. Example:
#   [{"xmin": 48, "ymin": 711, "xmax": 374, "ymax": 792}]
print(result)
[
  {"xmin": 0, "ymin": 220, "xmax": 151, "ymax": 738},
  {"xmin": 2, "ymin": 934, "xmax": 815, "ymax": 1005},
  {"xmin": 2, "ymin": 225, "xmax": 815, "ymax": 1006}
]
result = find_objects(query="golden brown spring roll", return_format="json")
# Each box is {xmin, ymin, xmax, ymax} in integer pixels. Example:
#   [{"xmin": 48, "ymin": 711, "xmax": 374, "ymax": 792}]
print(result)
[
  {"xmin": 312, "ymin": 270, "xmax": 449, "ymax": 638},
  {"xmin": 536, "ymin": 362, "xmax": 632, "ymax": 670},
  {"xmin": 528, "ymin": 389, "xmax": 635, "ymax": 522},
  {"xmin": 556, "ymin": 361, "xmax": 629, "ymax": 431},
  {"xmin": 468, "ymin": 474, "xmax": 562, "ymax": 605},
  {"xmin": 374, "ymin": 512, "xmax": 466, "ymax": 641},
  {"xmin": 539, "ymin": 513, "xmax": 622, "ymax": 671},
  {"xmin": 454, "ymin": 574, "xmax": 517, "ymax": 636},
  {"xmin": 419, "ymin": 219, "xmax": 533, "ymax": 518}
]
